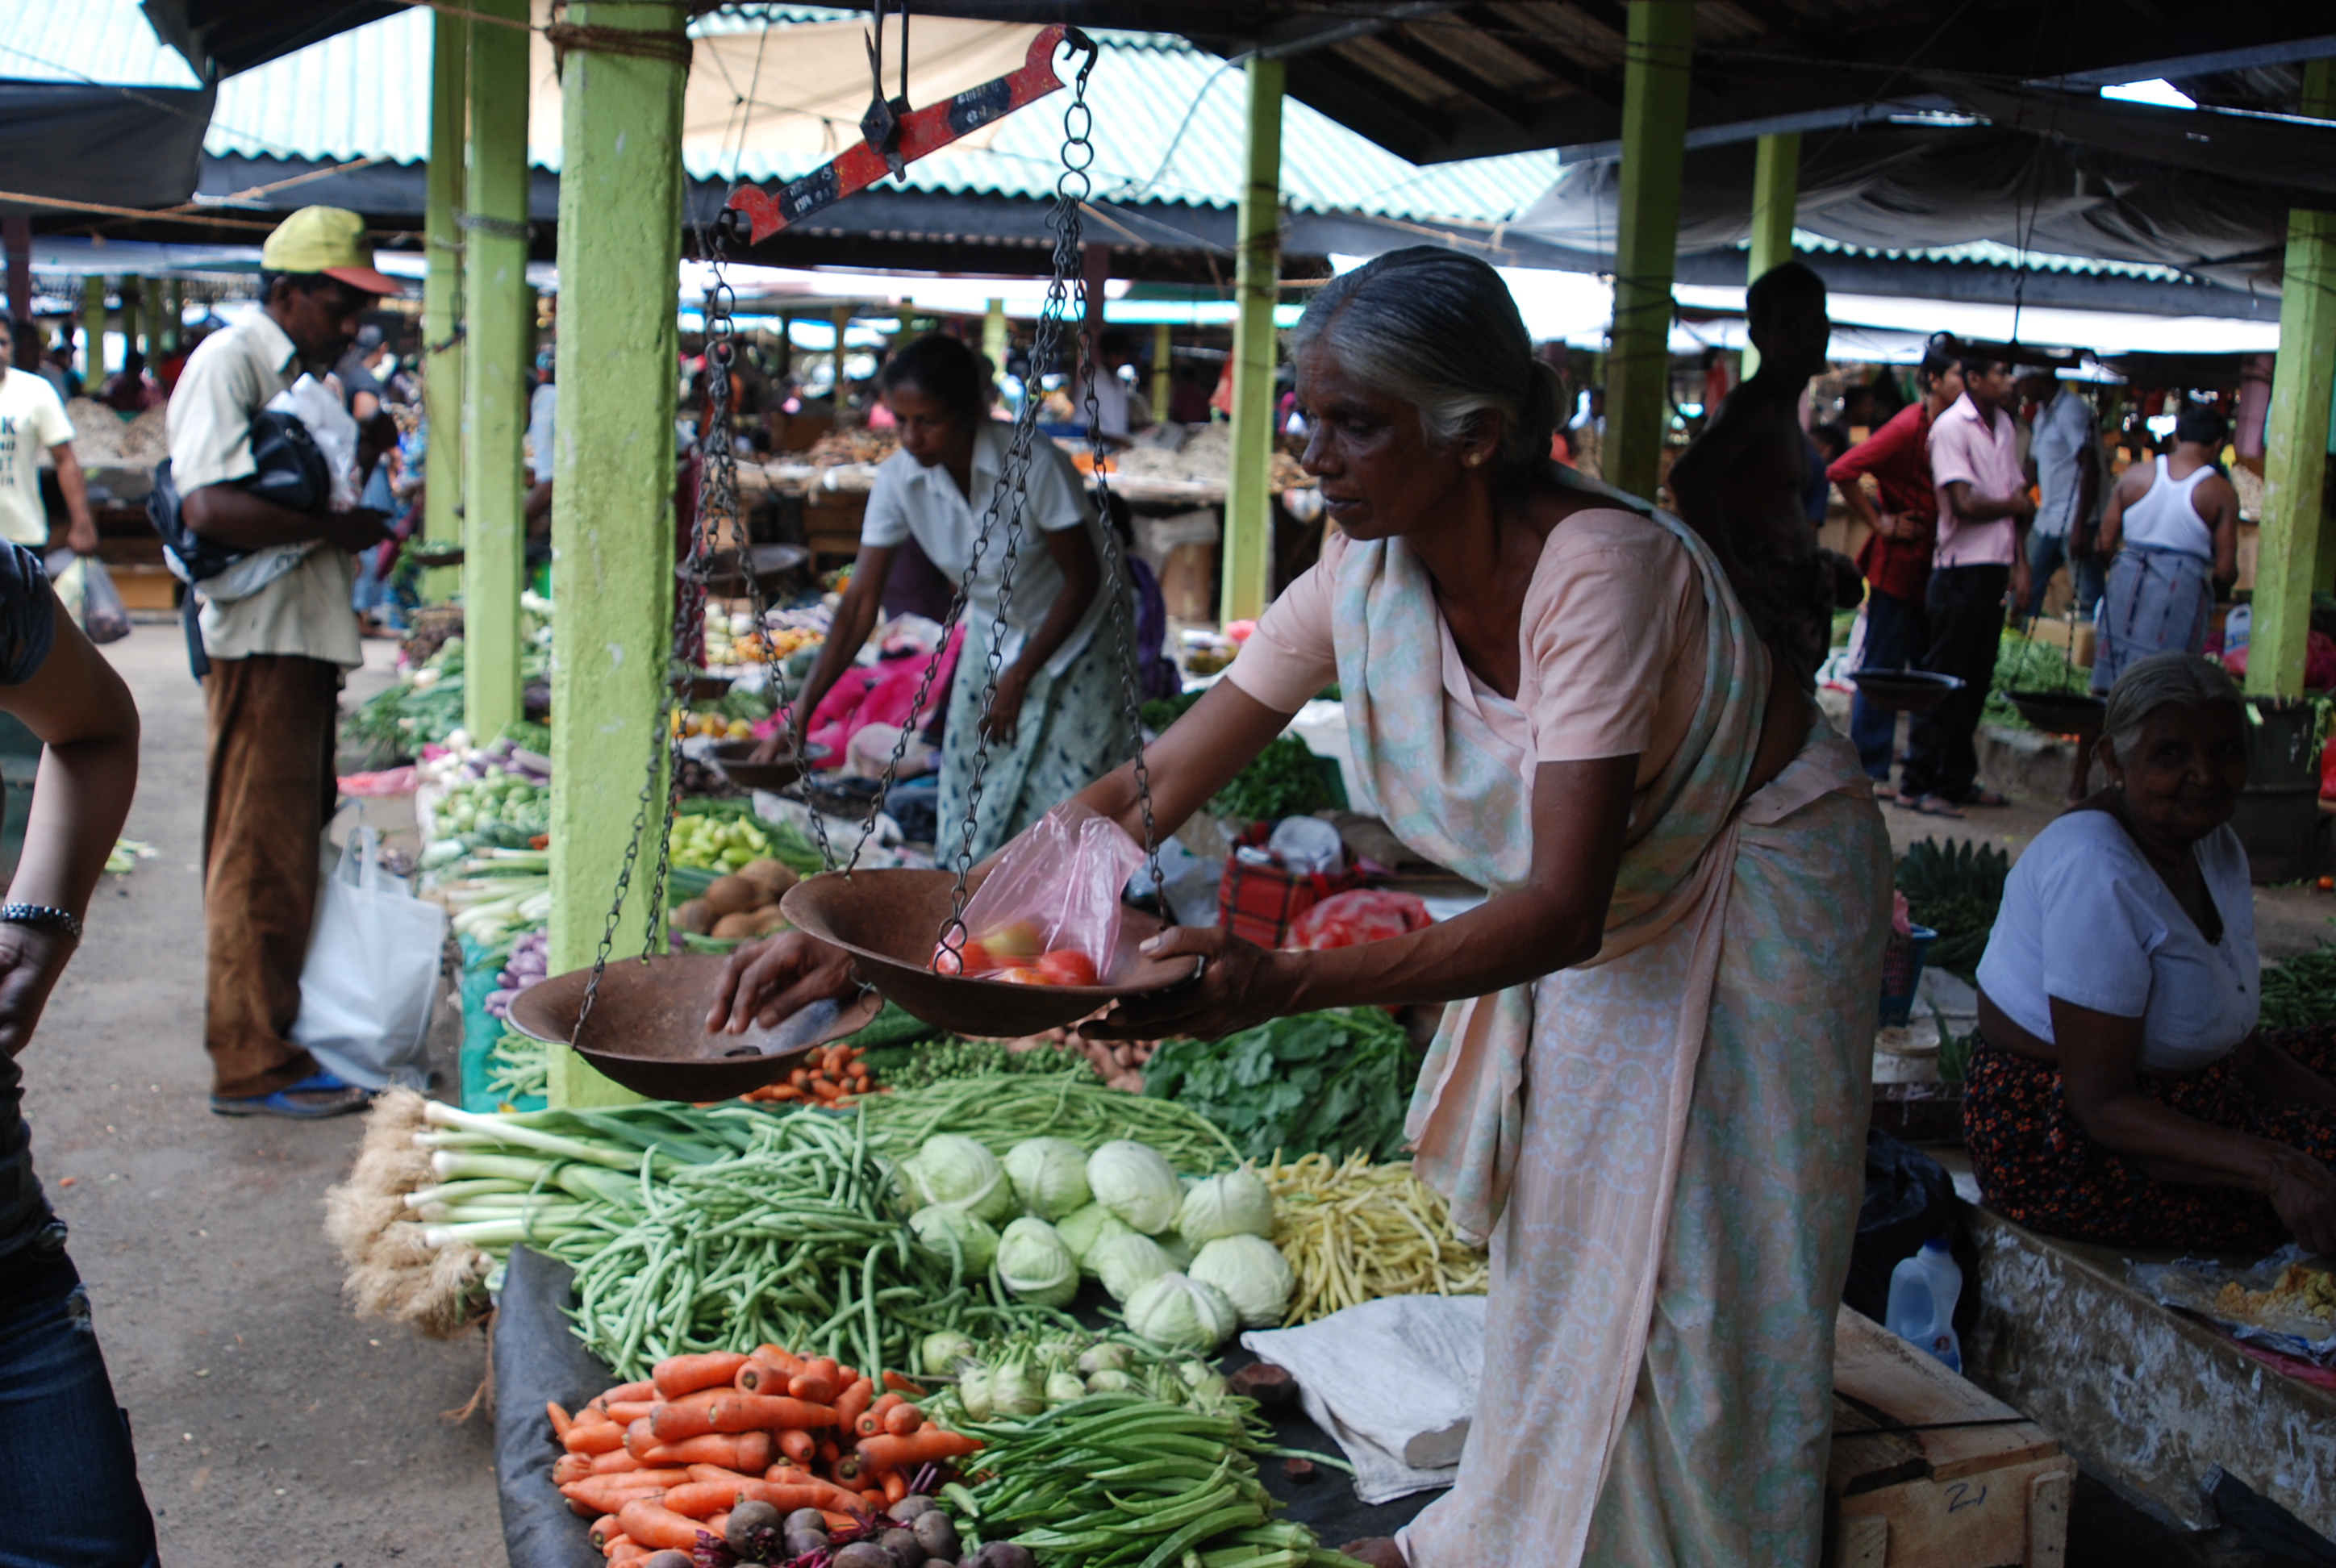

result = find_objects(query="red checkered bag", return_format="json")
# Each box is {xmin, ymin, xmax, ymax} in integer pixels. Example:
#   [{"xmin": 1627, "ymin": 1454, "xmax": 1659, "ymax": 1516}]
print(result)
[{"xmin": 1216, "ymin": 822, "xmax": 1363, "ymax": 948}]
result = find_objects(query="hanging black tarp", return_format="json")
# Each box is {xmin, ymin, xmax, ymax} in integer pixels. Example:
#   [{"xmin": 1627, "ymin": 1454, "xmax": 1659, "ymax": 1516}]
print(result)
[
  {"xmin": 0, "ymin": 81, "xmax": 215, "ymax": 217},
  {"xmin": 1509, "ymin": 123, "xmax": 2307, "ymax": 296}
]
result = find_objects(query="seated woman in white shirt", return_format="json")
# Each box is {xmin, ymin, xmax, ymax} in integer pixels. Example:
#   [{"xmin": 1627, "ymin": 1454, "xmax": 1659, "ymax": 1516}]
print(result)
[
  {"xmin": 753, "ymin": 332, "xmax": 1129, "ymax": 860},
  {"xmin": 1964, "ymin": 653, "xmax": 2336, "ymax": 1255}
]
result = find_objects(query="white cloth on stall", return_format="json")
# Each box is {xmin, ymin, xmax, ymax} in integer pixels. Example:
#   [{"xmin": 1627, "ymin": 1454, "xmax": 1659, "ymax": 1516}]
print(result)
[{"xmin": 1240, "ymin": 1295, "xmax": 1487, "ymax": 1505}]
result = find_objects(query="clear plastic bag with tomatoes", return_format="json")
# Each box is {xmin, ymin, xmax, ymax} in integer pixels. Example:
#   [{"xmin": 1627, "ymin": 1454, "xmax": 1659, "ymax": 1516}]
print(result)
[{"xmin": 934, "ymin": 802, "xmax": 1149, "ymax": 986}]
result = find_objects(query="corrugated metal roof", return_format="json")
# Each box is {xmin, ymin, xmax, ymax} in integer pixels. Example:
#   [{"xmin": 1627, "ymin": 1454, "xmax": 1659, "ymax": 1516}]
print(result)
[
  {"xmin": 0, "ymin": 0, "xmax": 201, "ymax": 87},
  {"xmin": 1788, "ymin": 231, "xmax": 2194, "ymax": 284},
  {"xmin": 202, "ymin": 10, "xmax": 1558, "ymax": 227}
]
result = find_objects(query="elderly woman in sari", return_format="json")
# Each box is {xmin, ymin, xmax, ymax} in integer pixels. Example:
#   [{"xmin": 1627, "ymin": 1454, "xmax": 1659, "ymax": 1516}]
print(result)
[
  {"xmin": 713, "ymin": 248, "xmax": 1892, "ymax": 1567},
  {"xmin": 1967, "ymin": 653, "xmax": 2336, "ymax": 1254}
]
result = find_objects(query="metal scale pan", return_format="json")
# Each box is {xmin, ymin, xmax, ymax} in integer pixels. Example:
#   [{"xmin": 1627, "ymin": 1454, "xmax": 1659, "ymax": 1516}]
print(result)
[{"xmin": 508, "ymin": 953, "xmax": 879, "ymax": 1102}]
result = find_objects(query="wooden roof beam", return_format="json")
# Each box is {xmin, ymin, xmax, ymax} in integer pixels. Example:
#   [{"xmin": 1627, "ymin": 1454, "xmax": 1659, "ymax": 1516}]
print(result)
[{"xmin": 1454, "ymin": 4, "xmax": 1621, "ymax": 107}]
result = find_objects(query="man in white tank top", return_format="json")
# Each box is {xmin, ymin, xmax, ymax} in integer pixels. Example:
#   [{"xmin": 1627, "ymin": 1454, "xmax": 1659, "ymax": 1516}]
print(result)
[{"xmin": 2090, "ymin": 406, "xmax": 2237, "ymax": 700}]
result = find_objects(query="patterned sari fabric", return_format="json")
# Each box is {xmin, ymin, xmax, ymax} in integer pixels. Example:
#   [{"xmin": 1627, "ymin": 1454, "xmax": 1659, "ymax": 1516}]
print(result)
[
  {"xmin": 1333, "ymin": 502, "xmax": 1892, "ymax": 1568},
  {"xmin": 936, "ymin": 619, "xmax": 1137, "ymax": 864},
  {"xmin": 1964, "ymin": 1023, "xmax": 2336, "ymax": 1251}
]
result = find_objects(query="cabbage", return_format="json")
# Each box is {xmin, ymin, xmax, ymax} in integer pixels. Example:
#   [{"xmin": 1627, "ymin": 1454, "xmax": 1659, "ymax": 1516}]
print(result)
[
  {"xmin": 1056, "ymin": 1203, "xmax": 1131, "ymax": 1266},
  {"xmin": 1087, "ymin": 1141, "xmax": 1181, "ymax": 1235},
  {"xmin": 1087, "ymin": 1230, "xmax": 1175, "ymax": 1303},
  {"xmin": 1190, "ymin": 1233, "xmax": 1295, "ymax": 1328},
  {"xmin": 1124, "ymin": 1271, "xmax": 1238, "ymax": 1353},
  {"xmin": 1156, "ymin": 1229, "xmax": 1195, "ymax": 1272},
  {"xmin": 996, "ymin": 1216, "xmax": 1079, "ymax": 1307},
  {"xmin": 908, "ymin": 1205, "xmax": 999, "ymax": 1275},
  {"xmin": 1175, "ymin": 1169, "xmax": 1276, "ymax": 1246},
  {"xmin": 905, "ymin": 1133, "xmax": 1016, "ymax": 1223},
  {"xmin": 1003, "ymin": 1136, "xmax": 1093, "ymax": 1222}
]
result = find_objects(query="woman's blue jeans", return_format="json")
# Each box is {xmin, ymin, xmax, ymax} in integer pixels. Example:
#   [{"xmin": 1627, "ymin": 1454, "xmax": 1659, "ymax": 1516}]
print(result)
[{"xmin": 0, "ymin": 1224, "xmax": 159, "ymax": 1567}]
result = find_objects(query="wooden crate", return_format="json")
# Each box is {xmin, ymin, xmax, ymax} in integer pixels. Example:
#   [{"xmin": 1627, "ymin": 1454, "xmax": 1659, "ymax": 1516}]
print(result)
[
  {"xmin": 1826, "ymin": 1307, "xmax": 2072, "ymax": 1568},
  {"xmin": 803, "ymin": 491, "xmax": 866, "ymax": 567},
  {"xmin": 108, "ymin": 563, "xmax": 180, "ymax": 611}
]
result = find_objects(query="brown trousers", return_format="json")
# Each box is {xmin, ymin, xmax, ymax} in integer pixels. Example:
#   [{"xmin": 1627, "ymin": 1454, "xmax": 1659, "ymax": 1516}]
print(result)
[{"xmin": 203, "ymin": 655, "xmax": 341, "ymax": 1099}]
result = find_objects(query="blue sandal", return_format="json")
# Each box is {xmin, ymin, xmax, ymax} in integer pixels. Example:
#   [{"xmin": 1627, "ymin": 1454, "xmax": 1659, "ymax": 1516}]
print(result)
[{"xmin": 211, "ymin": 1070, "xmax": 371, "ymax": 1119}]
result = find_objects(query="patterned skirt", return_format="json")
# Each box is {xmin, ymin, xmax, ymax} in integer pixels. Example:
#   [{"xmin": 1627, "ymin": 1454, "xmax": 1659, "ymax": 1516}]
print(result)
[
  {"xmin": 1963, "ymin": 1022, "xmax": 2336, "ymax": 1250},
  {"xmin": 935, "ymin": 624, "xmax": 1138, "ymax": 865}
]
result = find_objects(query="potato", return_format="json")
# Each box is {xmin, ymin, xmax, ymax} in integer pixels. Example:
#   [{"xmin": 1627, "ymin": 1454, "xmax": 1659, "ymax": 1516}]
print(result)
[
  {"xmin": 740, "ymin": 857, "xmax": 799, "ymax": 895},
  {"xmin": 706, "ymin": 874, "xmax": 761, "ymax": 916},
  {"xmin": 711, "ymin": 911, "xmax": 761, "ymax": 939},
  {"xmin": 671, "ymin": 898, "xmax": 715, "ymax": 936}
]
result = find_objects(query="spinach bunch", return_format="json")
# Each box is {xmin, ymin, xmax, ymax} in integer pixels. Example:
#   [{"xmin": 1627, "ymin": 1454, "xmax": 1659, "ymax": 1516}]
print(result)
[{"xmin": 1141, "ymin": 1007, "xmax": 1420, "ymax": 1163}]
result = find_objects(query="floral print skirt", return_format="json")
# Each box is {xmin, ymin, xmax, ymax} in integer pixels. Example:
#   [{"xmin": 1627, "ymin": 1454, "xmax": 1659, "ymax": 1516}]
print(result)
[{"xmin": 1963, "ymin": 1022, "xmax": 2336, "ymax": 1250}]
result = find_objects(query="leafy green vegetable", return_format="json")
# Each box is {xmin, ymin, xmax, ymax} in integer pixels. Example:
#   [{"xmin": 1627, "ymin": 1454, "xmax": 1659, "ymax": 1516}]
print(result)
[
  {"xmin": 1896, "ymin": 836, "xmax": 2009, "ymax": 981},
  {"xmin": 1143, "ymin": 1008, "xmax": 1420, "ymax": 1163},
  {"xmin": 1140, "ymin": 690, "xmax": 1204, "ymax": 733},
  {"xmin": 1212, "ymin": 733, "xmax": 1330, "ymax": 827},
  {"xmin": 864, "ymin": 1035, "xmax": 1097, "ymax": 1091}
]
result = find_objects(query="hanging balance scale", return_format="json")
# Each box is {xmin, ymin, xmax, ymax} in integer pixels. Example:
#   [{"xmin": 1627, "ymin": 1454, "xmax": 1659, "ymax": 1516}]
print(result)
[{"xmin": 515, "ymin": 18, "xmax": 1193, "ymax": 1098}]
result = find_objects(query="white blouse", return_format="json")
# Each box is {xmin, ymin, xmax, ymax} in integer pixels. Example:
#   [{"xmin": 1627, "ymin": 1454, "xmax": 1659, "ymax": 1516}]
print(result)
[{"xmin": 1975, "ymin": 811, "xmax": 2258, "ymax": 1074}]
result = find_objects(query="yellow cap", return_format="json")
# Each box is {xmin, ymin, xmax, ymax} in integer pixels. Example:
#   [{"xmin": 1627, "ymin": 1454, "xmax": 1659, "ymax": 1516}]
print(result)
[{"xmin": 260, "ymin": 206, "xmax": 403, "ymax": 295}]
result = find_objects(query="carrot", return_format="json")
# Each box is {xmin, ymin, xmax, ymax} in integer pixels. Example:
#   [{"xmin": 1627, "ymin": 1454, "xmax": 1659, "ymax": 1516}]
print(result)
[
  {"xmin": 707, "ymin": 1512, "xmax": 731, "ymax": 1541},
  {"xmin": 881, "ymin": 1371, "xmax": 928, "ymax": 1396},
  {"xmin": 776, "ymin": 1428, "xmax": 816, "ymax": 1465},
  {"xmin": 588, "ymin": 1517, "xmax": 625, "ymax": 1551},
  {"xmin": 833, "ymin": 1375, "xmax": 875, "ymax": 1432},
  {"xmin": 657, "ymin": 1482, "xmax": 738, "ymax": 1520},
  {"xmin": 736, "ymin": 1360, "xmax": 795, "ymax": 1396},
  {"xmin": 816, "ymin": 1438, "xmax": 841, "ymax": 1466},
  {"xmin": 605, "ymin": 1401, "xmax": 657, "ymax": 1425},
  {"xmin": 607, "ymin": 1549, "xmax": 648, "ymax": 1567},
  {"xmin": 589, "ymin": 1380, "xmax": 657, "ymax": 1415},
  {"xmin": 562, "ymin": 1422, "xmax": 627, "ymax": 1456},
  {"xmin": 616, "ymin": 1499, "xmax": 712, "ymax": 1553},
  {"xmin": 855, "ymin": 1428, "xmax": 983, "ymax": 1474},
  {"xmin": 650, "ymin": 1393, "xmax": 840, "ymax": 1442},
  {"xmin": 555, "ymin": 1453, "xmax": 595, "ymax": 1487},
  {"xmin": 882, "ymin": 1403, "xmax": 924, "ymax": 1437},
  {"xmin": 624, "ymin": 1418, "xmax": 659, "ymax": 1461},
  {"xmin": 548, "ymin": 1401, "xmax": 575, "ymax": 1439},
  {"xmin": 787, "ymin": 1370, "xmax": 840, "ymax": 1406},
  {"xmin": 832, "ymin": 1453, "xmax": 866, "ymax": 1486},
  {"xmin": 692, "ymin": 1473, "xmax": 864, "ymax": 1514},
  {"xmin": 882, "ymin": 1469, "xmax": 909, "ymax": 1505},
  {"xmin": 590, "ymin": 1449, "xmax": 648, "ymax": 1474},
  {"xmin": 635, "ymin": 1432, "xmax": 764, "ymax": 1470},
  {"xmin": 653, "ymin": 1351, "xmax": 753, "ymax": 1400},
  {"xmin": 820, "ymin": 1510, "xmax": 864, "ymax": 1533},
  {"xmin": 806, "ymin": 1355, "xmax": 841, "ymax": 1387},
  {"xmin": 561, "ymin": 1471, "xmax": 690, "ymax": 1513}
]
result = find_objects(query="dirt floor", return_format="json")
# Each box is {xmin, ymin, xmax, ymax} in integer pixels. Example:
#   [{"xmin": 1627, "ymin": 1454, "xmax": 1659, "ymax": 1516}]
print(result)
[{"xmin": 21, "ymin": 625, "xmax": 500, "ymax": 1568}]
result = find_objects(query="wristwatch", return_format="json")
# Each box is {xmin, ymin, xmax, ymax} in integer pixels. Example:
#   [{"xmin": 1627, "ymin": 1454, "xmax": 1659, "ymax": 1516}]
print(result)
[{"xmin": 0, "ymin": 903, "xmax": 83, "ymax": 940}]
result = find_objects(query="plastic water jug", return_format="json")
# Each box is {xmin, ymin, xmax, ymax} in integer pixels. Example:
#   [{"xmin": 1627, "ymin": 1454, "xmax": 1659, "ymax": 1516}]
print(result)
[{"xmin": 1885, "ymin": 1238, "xmax": 1963, "ymax": 1374}]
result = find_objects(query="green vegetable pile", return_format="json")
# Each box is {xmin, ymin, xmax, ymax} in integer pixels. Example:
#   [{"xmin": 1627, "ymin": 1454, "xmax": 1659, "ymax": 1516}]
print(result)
[
  {"xmin": 2260, "ymin": 944, "xmax": 2336, "ymax": 1031},
  {"xmin": 952, "ymin": 1394, "xmax": 1362, "ymax": 1568},
  {"xmin": 1895, "ymin": 836, "xmax": 2009, "ymax": 980},
  {"xmin": 1142, "ymin": 1009, "xmax": 1420, "ymax": 1165},
  {"xmin": 865, "ymin": 1072, "xmax": 1240, "ymax": 1175},
  {"xmin": 1984, "ymin": 628, "xmax": 2092, "ymax": 730},
  {"xmin": 432, "ymin": 772, "xmax": 549, "ymax": 844},
  {"xmin": 865, "ymin": 1037, "xmax": 1099, "ymax": 1092},
  {"xmin": 342, "ymin": 641, "xmax": 469, "ymax": 757},
  {"xmin": 1210, "ymin": 734, "xmax": 1330, "ymax": 828}
]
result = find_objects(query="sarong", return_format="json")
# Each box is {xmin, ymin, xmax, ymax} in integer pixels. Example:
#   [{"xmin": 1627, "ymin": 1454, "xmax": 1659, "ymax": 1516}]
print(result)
[
  {"xmin": 936, "ymin": 621, "xmax": 1137, "ymax": 864},
  {"xmin": 2091, "ymin": 543, "xmax": 2213, "ymax": 694}
]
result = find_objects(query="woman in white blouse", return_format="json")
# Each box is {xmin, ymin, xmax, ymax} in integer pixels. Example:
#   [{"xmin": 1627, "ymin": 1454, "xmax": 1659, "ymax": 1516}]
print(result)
[
  {"xmin": 753, "ymin": 333, "xmax": 1128, "ymax": 860},
  {"xmin": 1966, "ymin": 653, "xmax": 2336, "ymax": 1254}
]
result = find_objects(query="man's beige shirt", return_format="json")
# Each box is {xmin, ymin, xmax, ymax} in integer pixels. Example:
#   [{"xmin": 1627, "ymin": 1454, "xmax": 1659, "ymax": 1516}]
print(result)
[{"xmin": 167, "ymin": 311, "xmax": 360, "ymax": 668}]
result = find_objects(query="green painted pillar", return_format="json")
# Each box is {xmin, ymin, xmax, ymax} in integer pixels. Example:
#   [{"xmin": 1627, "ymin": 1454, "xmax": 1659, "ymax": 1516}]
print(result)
[
  {"xmin": 1605, "ymin": 1, "xmax": 1694, "ymax": 503},
  {"xmin": 1152, "ymin": 320, "xmax": 1172, "ymax": 426},
  {"xmin": 829, "ymin": 304, "xmax": 851, "ymax": 424},
  {"xmin": 140, "ymin": 277, "xmax": 164, "ymax": 359},
  {"xmin": 2247, "ymin": 58, "xmax": 2336, "ymax": 701},
  {"xmin": 1220, "ymin": 56, "xmax": 1283, "ymax": 625},
  {"xmin": 546, "ymin": 0, "xmax": 689, "ymax": 1108},
  {"xmin": 118, "ymin": 280, "xmax": 140, "ymax": 365},
  {"xmin": 1739, "ymin": 130, "xmax": 1800, "ymax": 381},
  {"xmin": 79, "ymin": 277, "xmax": 104, "ymax": 381},
  {"xmin": 461, "ymin": 0, "xmax": 530, "ymax": 742},
  {"xmin": 423, "ymin": 9, "xmax": 469, "ymax": 605},
  {"xmin": 982, "ymin": 298, "xmax": 1007, "ymax": 392}
]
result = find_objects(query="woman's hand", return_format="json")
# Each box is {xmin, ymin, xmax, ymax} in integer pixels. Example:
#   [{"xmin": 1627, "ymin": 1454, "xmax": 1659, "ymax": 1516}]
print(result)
[
  {"xmin": 747, "ymin": 712, "xmax": 795, "ymax": 766},
  {"xmin": 0, "ymin": 925, "xmax": 74, "ymax": 1060},
  {"xmin": 705, "ymin": 929, "xmax": 859, "ymax": 1034},
  {"xmin": 2263, "ymin": 1145, "xmax": 2336, "ymax": 1257},
  {"xmin": 980, "ymin": 665, "xmax": 1032, "ymax": 744},
  {"xmin": 1082, "ymin": 925, "xmax": 1304, "ymax": 1043}
]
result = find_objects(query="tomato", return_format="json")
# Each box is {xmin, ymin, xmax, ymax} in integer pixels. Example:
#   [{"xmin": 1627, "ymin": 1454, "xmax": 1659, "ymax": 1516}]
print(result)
[
  {"xmin": 1036, "ymin": 949, "xmax": 1099, "ymax": 987},
  {"xmin": 990, "ymin": 966, "xmax": 1053, "ymax": 986},
  {"xmin": 931, "ymin": 940, "xmax": 995, "ymax": 976},
  {"xmin": 977, "ymin": 920, "xmax": 1044, "ymax": 961}
]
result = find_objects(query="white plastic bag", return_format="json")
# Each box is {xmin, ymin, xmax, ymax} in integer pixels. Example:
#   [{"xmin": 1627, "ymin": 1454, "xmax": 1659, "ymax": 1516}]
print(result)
[{"xmin": 290, "ymin": 824, "xmax": 446, "ymax": 1089}]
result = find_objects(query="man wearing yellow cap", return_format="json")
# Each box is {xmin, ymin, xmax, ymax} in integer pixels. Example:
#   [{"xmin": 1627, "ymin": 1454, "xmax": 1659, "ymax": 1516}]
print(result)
[{"xmin": 169, "ymin": 206, "xmax": 402, "ymax": 1118}]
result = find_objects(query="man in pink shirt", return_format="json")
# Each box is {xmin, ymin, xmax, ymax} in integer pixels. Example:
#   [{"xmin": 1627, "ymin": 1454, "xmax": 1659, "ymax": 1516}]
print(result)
[{"xmin": 1898, "ymin": 352, "xmax": 2034, "ymax": 815}]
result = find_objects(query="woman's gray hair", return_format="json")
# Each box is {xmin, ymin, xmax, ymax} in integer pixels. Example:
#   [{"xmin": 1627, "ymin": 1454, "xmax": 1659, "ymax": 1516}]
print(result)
[
  {"xmin": 2102, "ymin": 651, "xmax": 2244, "ymax": 763},
  {"xmin": 1288, "ymin": 247, "xmax": 1560, "ymax": 478}
]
